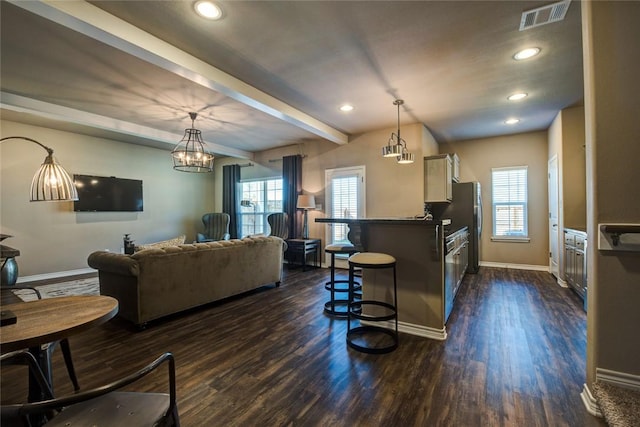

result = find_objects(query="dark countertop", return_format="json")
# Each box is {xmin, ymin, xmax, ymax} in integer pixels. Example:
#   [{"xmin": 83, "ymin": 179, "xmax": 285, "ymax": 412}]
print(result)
[
  {"xmin": 565, "ymin": 227, "xmax": 587, "ymax": 235},
  {"xmin": 0, "ymin": 245, "xmax": 20, "ymax": 258},
  {"xmin": 316, "ymin": 217, "xmax": 451, "ymax": 226}
]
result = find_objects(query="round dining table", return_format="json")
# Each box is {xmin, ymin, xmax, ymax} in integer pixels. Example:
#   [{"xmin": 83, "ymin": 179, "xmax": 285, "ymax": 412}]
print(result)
[
  {"xmin": 1, "ymin": 295, "xmax": 118, "ymax": 403},
  {"xmin": 1, "ymin": 295, "xmax": 119, "ymax": 353}
]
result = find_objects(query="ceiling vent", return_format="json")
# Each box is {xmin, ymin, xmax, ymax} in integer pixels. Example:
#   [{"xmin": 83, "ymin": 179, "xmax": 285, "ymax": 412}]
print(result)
[{"xmin": 519, "ymin": 0, "xmax": 571, "ymax": 31}]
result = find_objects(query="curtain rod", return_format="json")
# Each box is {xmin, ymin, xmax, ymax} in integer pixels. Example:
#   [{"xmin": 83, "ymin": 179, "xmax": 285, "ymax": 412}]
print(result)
[
  {"xmin": 268, "ymin": 155, "xmax": 307, "ymax": 163},
  {"xmin": 236, "ymin": 162, "xmax": 253, "ymax": 167}
]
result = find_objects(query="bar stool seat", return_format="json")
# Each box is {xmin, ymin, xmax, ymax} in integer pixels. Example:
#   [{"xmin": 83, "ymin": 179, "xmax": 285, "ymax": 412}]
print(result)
[
  {"xmin": 324, "ymin": 244, "xmax": 361, "ymax": 317},
  {"xmin": 347, "ymin": 252, "xmax": 398, "ymax": 354}
]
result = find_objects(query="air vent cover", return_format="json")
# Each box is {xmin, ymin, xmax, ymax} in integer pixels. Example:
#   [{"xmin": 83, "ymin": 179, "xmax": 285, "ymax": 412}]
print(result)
[{"xmin": 519, "ymin": 0, "xmax": 571, "ymax": 31}]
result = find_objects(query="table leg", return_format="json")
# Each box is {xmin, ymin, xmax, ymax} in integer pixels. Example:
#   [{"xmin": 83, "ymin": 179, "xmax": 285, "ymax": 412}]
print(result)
[{"xmin": 28, "ymin": 346, "xmax": 53, "ymax": 402}]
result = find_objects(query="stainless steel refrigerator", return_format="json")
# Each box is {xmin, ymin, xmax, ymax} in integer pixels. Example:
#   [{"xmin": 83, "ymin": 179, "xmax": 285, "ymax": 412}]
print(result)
[{"xmin": 439, "ymin": 182, "xmax": 483, "ymax": 273}]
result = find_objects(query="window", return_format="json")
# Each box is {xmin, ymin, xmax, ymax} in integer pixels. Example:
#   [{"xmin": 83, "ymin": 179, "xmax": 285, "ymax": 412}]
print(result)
[
  {"xmin": 492, "ymin": 166, "xmax": 528, "ymax": 239},
  {"xmin": 325, "ymin": 166, "xmax": 365, "ymax": 247},
  {"xmin": 239, "ymin": 178, "xmax": 283, "ymax": 237}
]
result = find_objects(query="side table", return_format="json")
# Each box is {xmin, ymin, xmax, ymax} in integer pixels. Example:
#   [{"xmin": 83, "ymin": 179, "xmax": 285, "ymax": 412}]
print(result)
[{"xmin": 285, "ymin": 239, "xmax": 321, "ymax": 271}]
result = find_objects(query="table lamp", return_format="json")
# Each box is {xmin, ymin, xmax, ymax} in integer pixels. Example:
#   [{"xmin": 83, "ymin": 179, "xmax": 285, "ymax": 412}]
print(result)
[{"xmin": 297, "ymin": 195, "xmax": 316, "ymax": 239}]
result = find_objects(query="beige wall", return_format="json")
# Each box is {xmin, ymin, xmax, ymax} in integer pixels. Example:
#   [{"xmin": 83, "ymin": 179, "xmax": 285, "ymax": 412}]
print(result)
[
  {"xmin": 561, "ymin": 106, "xmax": 587, "ymax": 230},
  {"xmin": 1, "ymin": 120, "xmax": 214, "ymax": 278},
  {"xmin": 548, "ymin": 105, "xmax": 586, "ymax": 281},
  {"xmin": 583, "ymin": 1, "xmax": 640, "ymax": 382},
  {"xmin": 440, "ymin": 131, "xmax": 549, "ymax": 267}
]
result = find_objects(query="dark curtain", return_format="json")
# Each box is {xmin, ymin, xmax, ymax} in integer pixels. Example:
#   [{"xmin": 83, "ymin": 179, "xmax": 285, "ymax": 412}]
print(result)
[
  {"xmin": 222, "ymin": 164, "xmax": 241, "ymax": 239},
  {"xmin": 282, "ymin": 155, "xmax": 302, "ymax": 239}
]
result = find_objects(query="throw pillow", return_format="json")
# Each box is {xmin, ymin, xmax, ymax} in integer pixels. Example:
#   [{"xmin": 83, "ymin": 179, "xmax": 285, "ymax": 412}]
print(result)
[{"xmin": 134, "ymin": 235, "xmax": 186, "ymax": 252}]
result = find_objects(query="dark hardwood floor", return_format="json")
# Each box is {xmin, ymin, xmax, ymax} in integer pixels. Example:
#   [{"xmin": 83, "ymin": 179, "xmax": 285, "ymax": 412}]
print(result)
[{"xmin": 1, "ymin": 267, "xmax": 605, "ymax": 426}]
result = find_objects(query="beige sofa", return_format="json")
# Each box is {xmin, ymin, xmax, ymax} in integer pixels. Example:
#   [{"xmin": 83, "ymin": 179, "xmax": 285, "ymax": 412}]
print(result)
[{"xmin": 87, "ymin": 236, "xmax": 284, "ymax": 327}]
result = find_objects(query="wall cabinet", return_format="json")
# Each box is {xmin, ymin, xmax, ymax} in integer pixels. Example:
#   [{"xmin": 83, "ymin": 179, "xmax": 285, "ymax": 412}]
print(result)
[
  {"xmin": 451, "ymin": 153, "xmax": 460, "ymax": 183},
  {"xmin": 564, "ymin": 228, "xmax": 587, "ymax": 310},
  {"xmin": 425, "ymin": 154, "xmax": 453, "ymax": 203}
]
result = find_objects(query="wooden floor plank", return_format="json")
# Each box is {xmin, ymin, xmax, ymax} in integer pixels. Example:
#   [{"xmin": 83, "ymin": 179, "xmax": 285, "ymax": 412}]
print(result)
[{"xmin": 1, "ymin": 267, "xmax": 605, "ymax": 426}]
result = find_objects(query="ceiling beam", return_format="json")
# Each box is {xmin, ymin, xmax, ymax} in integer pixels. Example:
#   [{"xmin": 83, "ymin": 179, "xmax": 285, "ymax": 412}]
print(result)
[
  {"xmin": 1, "ymin": 92, "xmax": 254, "ymax": 159},
  {"xmin": 9, "ymin": 0, "xmax": 349, "ymax": 145}
]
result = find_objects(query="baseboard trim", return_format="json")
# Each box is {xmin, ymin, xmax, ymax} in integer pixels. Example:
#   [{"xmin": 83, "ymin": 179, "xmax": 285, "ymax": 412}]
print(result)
[
  {"xmin": 17, "ymin": 268, "xmax": 96, "ymax": 284},
  {"xmin": 480, "ymin": 261, "xmax": 550, "ymax": 272},
  {"xmin": 557, "ymin": 278, "xmax": 569, "ymax": 288},
  {"xmin": 362, "ymin": 319, "xmax": 447, "ymax": 341},
  {"xmin": 581, "ymin": 383, "xmax": 603, "ymax": 417},
  {"xmin": 596, "ymin": 368, "xmax": 640, "ymax": 391}
]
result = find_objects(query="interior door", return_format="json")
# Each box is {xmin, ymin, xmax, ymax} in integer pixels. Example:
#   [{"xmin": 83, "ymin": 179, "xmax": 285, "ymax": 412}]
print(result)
[{"xmin": 548, "ymin": 156, "xmax": 559, "ymax": 278}]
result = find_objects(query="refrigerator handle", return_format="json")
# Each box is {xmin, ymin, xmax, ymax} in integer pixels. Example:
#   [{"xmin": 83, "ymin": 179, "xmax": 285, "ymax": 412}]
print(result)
[
  {"xmin": 478, "ymin": 192, "xmax": 483, "ymax": 238},
  {"xmin": 435, "ymin": 225, "xmax": 440, "ymax": 258}
]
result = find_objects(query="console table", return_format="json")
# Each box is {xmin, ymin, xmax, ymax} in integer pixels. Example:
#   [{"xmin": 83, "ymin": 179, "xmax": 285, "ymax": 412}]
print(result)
[{"xmin": 286, "ymin": 238, "xmax": 321, "ymax": 271}]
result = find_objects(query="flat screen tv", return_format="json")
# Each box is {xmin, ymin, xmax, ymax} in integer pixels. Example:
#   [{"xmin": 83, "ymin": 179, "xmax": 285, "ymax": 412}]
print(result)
[{"xmin": 73, "ymin": 174, "xmax": 143, "ymax": 212}]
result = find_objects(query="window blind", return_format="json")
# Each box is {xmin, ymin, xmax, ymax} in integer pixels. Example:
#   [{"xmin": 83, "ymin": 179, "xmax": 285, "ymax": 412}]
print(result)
[{"xmin": 492, "ymin": 166, "xmax": 528, "ymax": 237}]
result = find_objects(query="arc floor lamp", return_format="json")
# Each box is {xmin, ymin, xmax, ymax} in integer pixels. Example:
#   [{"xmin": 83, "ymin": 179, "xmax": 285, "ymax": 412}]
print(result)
[{"xmin": 0, "ymin": 136, "xmax": 78, "ymax": 201}]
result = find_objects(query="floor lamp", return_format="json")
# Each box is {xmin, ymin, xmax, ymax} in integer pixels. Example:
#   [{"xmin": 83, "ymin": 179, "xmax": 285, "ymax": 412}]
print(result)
[{"xmin": 297, "ymin": 195, "xmax": 316, "ymax": 239}]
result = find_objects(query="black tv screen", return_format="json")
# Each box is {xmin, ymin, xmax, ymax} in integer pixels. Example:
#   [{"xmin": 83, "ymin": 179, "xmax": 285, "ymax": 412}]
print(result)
[{"xmin": 73, "ymin": 174, "xmax": 143, "ymax": 212}]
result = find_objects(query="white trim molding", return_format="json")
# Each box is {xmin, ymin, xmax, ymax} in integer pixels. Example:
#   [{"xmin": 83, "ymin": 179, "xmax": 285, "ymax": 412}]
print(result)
[
  {"xmin": 580, "ymin": 383, "xmax": 603, "ymax": 417},
  {"xmin": 596, "ymin": 368, "xmax": 640, "ymax": 391},
  {"xmin": 581, "ymin": 369, "xmax": 640, "ymax": 418},
  {"xmin": 480, "ymin": 261, "xmax": 550, "ymax": 272},
  {"xmin": 557, "ymin": 277, "xmax": 569, "ymax": 288},
  {"xmin": 17, "ymin": 268, "xmax": 96, "ymax": 284},
  {"xmin": 363, "ymin": 319, "xmax": 447, "ymax": 341}
]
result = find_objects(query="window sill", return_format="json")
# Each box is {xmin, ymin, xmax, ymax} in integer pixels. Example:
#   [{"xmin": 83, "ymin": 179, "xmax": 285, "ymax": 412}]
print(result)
[{"xmin": 491, "ymin": 236, "xmax": 530, "ymax": 243}]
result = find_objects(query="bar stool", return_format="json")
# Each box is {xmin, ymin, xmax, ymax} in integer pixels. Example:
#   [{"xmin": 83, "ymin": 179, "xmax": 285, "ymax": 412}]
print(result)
[
  {"xmin": 324, "ymin": 244, "xmax": 361, "ymax": 317},
  {"xmin": 347, "ymin": 252, "xmax": 398, "ymax": 354}
]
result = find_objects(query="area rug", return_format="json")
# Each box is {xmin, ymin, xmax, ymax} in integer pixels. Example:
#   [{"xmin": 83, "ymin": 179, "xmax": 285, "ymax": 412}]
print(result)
[
  {"xmin": 592, "ymin": 381, "xmax": 640, "ymax": 427},
  {"xmin": 12, "ymin": 277, "xmax": 100, "ymax": 302}
]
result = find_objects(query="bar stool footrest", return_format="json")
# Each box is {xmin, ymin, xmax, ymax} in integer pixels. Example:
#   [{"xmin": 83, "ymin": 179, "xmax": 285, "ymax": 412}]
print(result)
[
  {"xmin": 346, "ymin": 325, "xmax": 398, "ymax": 354},
  {"xmin": 324, "ymin": 280, "xmax": 361, "ymax": 293},
  {"xmin": 324, "ymin": 300, "xmax": 362, "ymax": 317},
  {"xmin": 349, "ymin": 300, "xmax": 397, "ymax": 322}
]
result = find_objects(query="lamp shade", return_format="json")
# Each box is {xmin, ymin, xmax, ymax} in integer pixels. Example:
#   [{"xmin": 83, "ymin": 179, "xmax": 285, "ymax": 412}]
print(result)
[
  {"xmin": 31, "ymin": 153, "xmax": 79, "ymax": 201},
  {"xmin": 296, "ymin": 194, "xmax": 316, "ymax": 210}
]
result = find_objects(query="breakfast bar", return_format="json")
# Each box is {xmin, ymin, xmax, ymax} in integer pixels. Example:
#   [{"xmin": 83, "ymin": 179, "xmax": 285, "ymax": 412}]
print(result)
[{"xmin": 316, "ymin": 217, "xmax": 459, "ymax": 340}]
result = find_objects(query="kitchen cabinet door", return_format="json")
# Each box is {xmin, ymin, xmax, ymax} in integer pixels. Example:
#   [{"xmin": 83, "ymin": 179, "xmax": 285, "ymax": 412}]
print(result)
[{"xmin": 425, "ymin": 154, "xmax": 452, "ymax": 202}]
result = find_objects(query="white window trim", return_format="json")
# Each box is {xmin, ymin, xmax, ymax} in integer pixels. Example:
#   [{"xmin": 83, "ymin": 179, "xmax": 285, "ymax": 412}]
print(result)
[
  {"xmin": 491, "ymin": 165, "xmax": 529, "ymax": 241},
  {"xmin": 324, "ymin": 166, "xmax": 366, "ymax": 262}
]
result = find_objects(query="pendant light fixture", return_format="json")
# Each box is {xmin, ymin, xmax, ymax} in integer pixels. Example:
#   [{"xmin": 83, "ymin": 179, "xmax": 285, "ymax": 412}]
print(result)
[
  {"xmin": 171, "ymin": 112, "xmax": 214, "ymax": 172},
  {"xmin": 381, "ymin": 99, "xmax": 414, "ymax": 164},
  {"xmin": 0, "ymin": 136, "xmax": 78, "ymax": 201}
]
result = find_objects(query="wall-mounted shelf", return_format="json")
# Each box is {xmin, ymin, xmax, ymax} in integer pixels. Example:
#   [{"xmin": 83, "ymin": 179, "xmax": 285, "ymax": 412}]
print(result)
[{"xmin": 598, "ymin": 223, "xmax": 640, "ymax": 252}]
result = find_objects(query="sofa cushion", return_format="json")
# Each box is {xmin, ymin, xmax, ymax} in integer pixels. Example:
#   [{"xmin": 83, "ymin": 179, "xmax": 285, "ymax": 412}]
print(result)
[{"xmin": 134, "ymin": 235, "xmax": 186, "ymax": 252}]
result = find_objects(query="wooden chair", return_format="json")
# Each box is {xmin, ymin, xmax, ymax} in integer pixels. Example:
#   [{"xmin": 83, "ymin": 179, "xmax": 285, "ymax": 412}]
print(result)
[
  {"xmin": 1, "ymin": 350, "xmax": 180, "ymax": 427},
  {"xmin": 0, "ymin": 286, "xmax": 79, "ymax": 392}
]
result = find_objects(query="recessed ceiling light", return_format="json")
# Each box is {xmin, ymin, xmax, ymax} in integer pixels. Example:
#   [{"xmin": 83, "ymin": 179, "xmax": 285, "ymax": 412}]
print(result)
[
  {"xmin": 505, "ymin": 118, "xmax": 520, "ymax": 125},
  {"xmin": 508, "ymin": 93, "xmax": 528, "ymax": 101},
  {"xmin": 194, "ymin": 1, "xmax": 223, "ymax": 20},
  {"xmin": 513, "ymin": 47, "xmax": 541, "ymax": 60},
  {"xmin": 339, "ymin": 104, "xmax": 354, "ymax": 112}
]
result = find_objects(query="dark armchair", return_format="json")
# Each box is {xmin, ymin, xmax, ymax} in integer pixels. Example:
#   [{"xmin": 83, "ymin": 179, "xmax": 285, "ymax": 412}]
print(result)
[
  {"xmin": 267, "ymin": 212, "xmax": 289, "ymax": 240},
  {"xmin": 1, "ymin": 350, "xmax": 179, "ymax": 427},
  {"xmin": 196, "ymin": 213, "xmax": 230, "ymax": 242}
]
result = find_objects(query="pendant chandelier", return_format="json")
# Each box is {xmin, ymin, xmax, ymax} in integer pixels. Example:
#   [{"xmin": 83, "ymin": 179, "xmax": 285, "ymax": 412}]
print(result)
[
  {"xmin": 381, "ymin": 99, "xmax": 415, "ymax": 164},
  {"xmin": 171, "ymin": 112, "xmax": 214, "ymax": 172}
]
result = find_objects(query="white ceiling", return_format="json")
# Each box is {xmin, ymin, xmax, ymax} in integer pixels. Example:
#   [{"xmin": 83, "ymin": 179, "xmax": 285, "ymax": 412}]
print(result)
[{"xmin": 0, "ymin": 0, "xmax": 584, "ymax": 160}]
